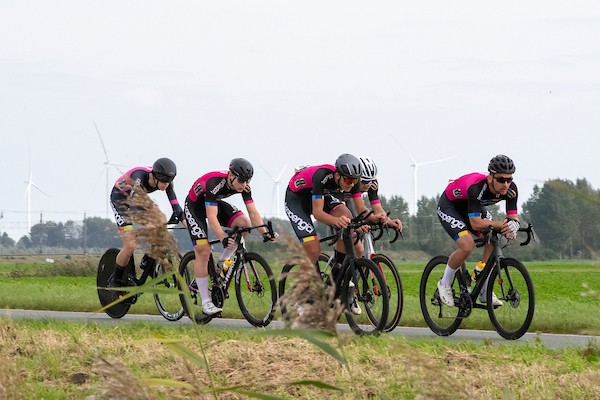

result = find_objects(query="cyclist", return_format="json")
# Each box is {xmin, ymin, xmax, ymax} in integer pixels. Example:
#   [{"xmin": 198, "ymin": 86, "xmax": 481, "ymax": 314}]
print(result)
[
  {"xmin": 108, "ymin": 157, "xmax": 185, "ymax": 288},
  {"xmin": 183, "ymin": 158, "xmax": 278, "ymax": 315},
  {"xmin": 436, "ymin": 154, "xmax": 520, "ymax": 307}
]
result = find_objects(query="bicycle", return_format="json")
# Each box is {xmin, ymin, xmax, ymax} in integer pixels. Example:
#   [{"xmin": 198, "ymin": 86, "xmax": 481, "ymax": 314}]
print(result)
[
  {"xmin": 97, "ymin": 249, "xmax": 184, "ymax": 321},
  {"xmin": 279, "ymin": 212, "xmax": 390, "ymax": 336},
  {"xmin": 420, "ymin": 224, "xmax": 535, "ymax": 340},
  {"xmin": 178, "ymin": 222, "xmax": 278, "ymax": 327},
  {"xmin": 311, "ymin": 221, "xmax": 403, "ymax": 333}
]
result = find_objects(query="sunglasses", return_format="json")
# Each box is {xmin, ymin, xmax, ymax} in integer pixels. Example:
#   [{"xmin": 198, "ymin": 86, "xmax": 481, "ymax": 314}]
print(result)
[
  {"xmin": 361, "ymin": 179, "xmax": 376, "ymax": 186},
  {"xmin": 342, "ymin": 176, "xmax": 359, "ymax": 185},
  {"xmin": 233, "ymin": 174, "xmax": 250, "ymax": 184},
  {"xmin": 494, "ymin": 176, "xmax": 513, "ymax": 184},
  {"xmin": 154, "ymin": 173, "xmax": 174, "ymax": 184}
]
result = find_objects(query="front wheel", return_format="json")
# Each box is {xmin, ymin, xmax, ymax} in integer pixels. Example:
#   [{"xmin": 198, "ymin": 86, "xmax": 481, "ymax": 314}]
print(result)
[
  {"xmin": 152, "ymin": 256, "xmax": 185, "ymax": 321},
  {"xmin": 236, "ymin": 252, "xmax": 278, "ymax": 327},
  {"xmin": 96, "ymin": 248, "xmax": 133, "ymax": 319},
  {"xmin": 344, "ymin": 258, "xmax": 389, "ymax": 336},
  {"xmin": 487, "ymin": 258, "xmax": 535, "ymax": 340},
  {"xmin": 368, "ymin": 254, "xmax": 403, "ymax": 332},
  {"xmin": 420, "ymin": 255, "xmax": 462, "ymax": 336}
]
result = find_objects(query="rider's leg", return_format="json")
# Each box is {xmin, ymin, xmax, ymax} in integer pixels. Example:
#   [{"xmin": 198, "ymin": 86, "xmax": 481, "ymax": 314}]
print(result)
[{"xmin": 113, "ymin": 228, "xmax": 136, "ymax": 283}]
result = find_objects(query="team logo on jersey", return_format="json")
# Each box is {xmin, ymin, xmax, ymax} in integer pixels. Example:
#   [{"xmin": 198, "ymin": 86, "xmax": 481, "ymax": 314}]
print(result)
[
  {"xmin": 293, "ymin": 178, "xmax": 306, "ymax": 189},
  {"xmin": 211, "ymin": 179, "xmax": 226, "ymax": 195},
  {"xmin": 193, "ymin": 183, "xmax": 204, "ymax": 197},
  {"xmin": 321, "ymin": 173, "xmax": 333, "ymax": 185},
  {"xmin": 452, "ymin": 188, "xmax": 462, "ymax": 197}
]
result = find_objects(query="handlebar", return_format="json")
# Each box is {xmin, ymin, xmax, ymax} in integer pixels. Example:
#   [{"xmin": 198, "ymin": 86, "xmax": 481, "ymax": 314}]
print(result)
[
  {"xmin": 476, "ymin": 223, "xmax": 535, "ymax": 248},
  {"xmin": 209, "ymin": 222, "xmax": 276, "ymax": 246}
]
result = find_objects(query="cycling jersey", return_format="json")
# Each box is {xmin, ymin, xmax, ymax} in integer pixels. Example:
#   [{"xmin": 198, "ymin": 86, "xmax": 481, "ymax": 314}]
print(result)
[
  {"xmin": 184, "ymin": 171, "xmax": 253, "ymax": 245},
  {"xmin": 110, "ymin": 166, "xmax": 183, "ymax": 231},
  {"xmin": 285, "ymin": 164, "xmax": 357, "ymax": 242},
  {"xmin": 438, "ymin": 172, "xmax": 518, "ymax": 240}
]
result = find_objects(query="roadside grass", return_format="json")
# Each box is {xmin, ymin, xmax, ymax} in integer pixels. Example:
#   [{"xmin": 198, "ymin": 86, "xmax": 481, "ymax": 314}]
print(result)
[
  {"xmin": 1, "ymin": 259, "xmax": 600, "ymax": 335},
  {"xmin": 1, "ymin": 317, "xmax": 600, "ymax": 399}
]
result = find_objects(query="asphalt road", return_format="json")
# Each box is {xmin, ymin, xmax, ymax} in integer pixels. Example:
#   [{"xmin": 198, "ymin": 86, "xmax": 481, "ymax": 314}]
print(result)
[{"xmin": 2, "ymin": 308, "xmax": 598, "ymax": 349}]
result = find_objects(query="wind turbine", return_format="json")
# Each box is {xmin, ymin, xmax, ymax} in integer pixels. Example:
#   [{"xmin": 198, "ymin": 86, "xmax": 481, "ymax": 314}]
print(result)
[
  {"xmin": 391, "ymin": 136, "xmax": 455, "ymax": 216},
  {"xmin": 260, "ymin": 163, "xmax": 288, "ymax": 219},
  {"xmin": 93, "ymin": 120, "xmax": 129, "ymax": 217},
  {"xmin": 24, "ymin": 148, "xmax": 49, "ymax": 234}
]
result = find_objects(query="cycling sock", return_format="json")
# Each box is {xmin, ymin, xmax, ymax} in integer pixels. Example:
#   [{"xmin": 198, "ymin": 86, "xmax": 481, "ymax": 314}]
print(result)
[
  {"xmin": 114, "ymin": 265, "xmax": 126, "ymax": 281},
  {"xmin": 196, "ymin": 277, "xmax": 210, "ymax": 305},
  {"xmin": 334, "ymin": 250, "xmax": 346, "ymax": 265},
  {"xmin": 440, "ymin": 264, "xmax": 457, "ymax": 285}
]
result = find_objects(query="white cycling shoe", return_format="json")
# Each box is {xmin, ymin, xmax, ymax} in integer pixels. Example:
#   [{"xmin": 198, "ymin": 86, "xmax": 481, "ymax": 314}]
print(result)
[
  {"xmin": 437, "ymin": 280, "xmax": 455, "ymax": 307},
  {"xmin": 479, "ymin": 292, "xmax": 503, "ymax": 307},
  {"xmin": 203, "ymin": 301, "xmax": 223, "ymax": 315}
]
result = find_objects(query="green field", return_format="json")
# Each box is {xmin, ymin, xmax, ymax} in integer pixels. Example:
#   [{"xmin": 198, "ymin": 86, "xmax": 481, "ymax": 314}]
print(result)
[
  {"xmin": 2, "ymin": 256, "xmax": 600, "ymax": 399},
  {"xmin": 1, "ymin": 256, "xmax": 599, "ymax": 335}
]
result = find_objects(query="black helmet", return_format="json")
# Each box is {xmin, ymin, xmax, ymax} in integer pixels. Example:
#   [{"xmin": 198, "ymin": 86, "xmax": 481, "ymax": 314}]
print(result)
[
  {"xmin": 152, "ymin": 157, "xmax": 177, "ymax": 183},
  {"xmin": 229, "ymin": 158, "xmax": 254, "ymax": 180},
  {"xmin": 335, "ymin": 153, "xmax": 362, "ymax": 179},
  {"xmin": 488, "ymin": 154, "xmax": 516, "ymax": 174}
]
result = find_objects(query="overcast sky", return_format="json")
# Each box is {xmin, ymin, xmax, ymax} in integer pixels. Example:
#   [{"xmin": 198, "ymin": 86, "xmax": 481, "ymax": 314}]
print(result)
[{"xmin": 1, "ymin": 1, "xmax": 599, "ymax": 241}]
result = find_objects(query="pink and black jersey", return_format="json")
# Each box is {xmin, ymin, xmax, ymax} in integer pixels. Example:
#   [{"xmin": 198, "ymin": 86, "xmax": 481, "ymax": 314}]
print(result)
[
  {"xmin": 288, "ymin": 164, "xmax": 359, "ymax": 199},
  {"xmin": 443, "ymin": 172, "xmax": 518, "ymax": 217},
  {"xmin": 187, "ymin": 170, "xmax": 253, "ymax": 206}
]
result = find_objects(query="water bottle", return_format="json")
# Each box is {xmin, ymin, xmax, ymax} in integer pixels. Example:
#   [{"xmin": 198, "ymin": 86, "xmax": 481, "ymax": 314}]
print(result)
[{"xmin": 471, "ymin": 261, "xmax": 486, "ymax": 282}]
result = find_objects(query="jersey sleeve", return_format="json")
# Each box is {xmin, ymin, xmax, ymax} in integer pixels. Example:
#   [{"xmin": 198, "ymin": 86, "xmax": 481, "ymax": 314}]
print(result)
[{"xmin": 166, "ymin": 183, "xmax": 183, "ymax": 213}]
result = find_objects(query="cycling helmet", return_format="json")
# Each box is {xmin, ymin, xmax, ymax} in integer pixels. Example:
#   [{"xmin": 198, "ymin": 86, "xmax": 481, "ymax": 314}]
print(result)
[
  {"xmin": 229, "ymin": 158, "xmax": 254, "ymax": 180},
  {"xmin": 152, "ymin": 157, "xmax": 177, "ymax": 183},
  {"xmin": 335, "ymin": 153, "xmax": 362, "ymax": 179},
  {"xmin": 488, "ymin": 154, "xmax": 516, "ymax": 174},
  {"xmin": 359, "ymin": 156, "xmax": 378, "ymax": 180}
]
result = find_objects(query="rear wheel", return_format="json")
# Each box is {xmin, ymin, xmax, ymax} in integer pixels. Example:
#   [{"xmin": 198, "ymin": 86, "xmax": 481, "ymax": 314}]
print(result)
[
  {"xmin": 278, "ymin": 253, "xmax": 331, "ymax": 298},
  {"xmin": 97, "ymin": 248, "xmax": 133, "ymax": 319},
  {"xmin": 368, "ymin": 254, "xmax": 403, "ymax": 332},
  {"xmin": 153, "ymin": 255, "xmax": 185, "ymax": 321},
  {"xmin": 178, "ymin": 251, "xmax": 214, "ymax": 325},
  {"xmin": 487, "ymin": 258, "xmax": 535, "ymax": 340},
  {"xmin": 236, "ymin": 252, "xmax": 277, "ymax": 327},
  {"xmin": 344, "ymin": 258, "xmax": 389, "ymax": 336},
  {"xmin": 420, "ymin": 255, "xmax": 462, "ymax": 336}
]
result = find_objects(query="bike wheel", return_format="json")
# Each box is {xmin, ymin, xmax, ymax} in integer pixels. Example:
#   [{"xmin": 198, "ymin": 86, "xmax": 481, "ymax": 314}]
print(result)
[
  {"xmin": 236, "ymin": 252, "xmax": 278, "ymax": 327},
  {"xmin": 487, "ymin": 257, "xmax": 535, "ymax": 340},
  {"xmin": 96, "ymin": 248, "xmax": 132, "ymax": 319},
  {"xmin": 368, "ymin": 254, "xmax": 403, "ymax": 332},
  {"xmin": 419, "ymin": 255, "xmax": 462, "ymax": 336},
  {"xmin": 153, "ymin": 255, "xmax": 185, "ymax": 321},
  {"xmin": 178, "ymin": 251, "xmax": 214, "ymax": 325},
  {"xmin": 343, "ymin": 258, "xmax": 389, "ymax": 336},
  {"xmin": 278, "ymin": 253, "xmax": 330, "ymax": 298}
]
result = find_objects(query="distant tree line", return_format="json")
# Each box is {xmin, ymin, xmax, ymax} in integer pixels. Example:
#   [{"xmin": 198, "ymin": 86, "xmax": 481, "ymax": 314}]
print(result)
[{"xmin": 1, "ymin": 178, "xmax": 598, "ymax": 260}]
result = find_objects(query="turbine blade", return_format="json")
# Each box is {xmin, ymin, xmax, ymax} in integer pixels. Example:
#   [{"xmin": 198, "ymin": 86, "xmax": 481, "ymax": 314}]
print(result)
[
  {"xmin": 390, "ymin": 134, "xmax": 417, "ymax": 165},
  {"xmin": 31, "ymin": 182, "xmax": 50, "ymax": 197},
  {"xmin": 93, "ymin": 120, "xmax": 110, "ymax": 164},
  {"xmin": 275, "ymin": 163, "xmax": 288, "ymax": 182},
  {"xmin": 418, "ymin": 155, "xmax": 456, "ymax": 167}
]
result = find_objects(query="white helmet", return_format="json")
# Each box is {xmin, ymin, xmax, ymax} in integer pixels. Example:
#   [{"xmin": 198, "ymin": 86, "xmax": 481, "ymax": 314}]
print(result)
[{"xmin": 359, "ymin": 156, "xmax": 377, "ymax": 180}]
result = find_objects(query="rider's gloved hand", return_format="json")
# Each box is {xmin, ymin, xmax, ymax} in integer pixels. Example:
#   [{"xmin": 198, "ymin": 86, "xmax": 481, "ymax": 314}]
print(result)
[{"xmin": 504, "ymin": 219, "xmax": 520, "ymax": 240}]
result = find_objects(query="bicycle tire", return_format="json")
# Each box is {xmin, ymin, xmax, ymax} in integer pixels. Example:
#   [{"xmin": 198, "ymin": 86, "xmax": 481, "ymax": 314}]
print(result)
[
  {"xmin": 368, "ymin": 254, "xmax": 403, "ymax": 332},
  {"xmin": 278, "ymin": 253, "xmax": 330, "ymax": 298},
  {"xmin": 419, "ymin": 255, "xmax": 462, "ymax": 336},
  {"xmin": 235, "ymin": 252, "xmax": 277, "ymax": 327},
  {"xmin": 152, "ymin": 256, "xmax": 185, "ymax": 322},
  {"xmin": 178, "ymin": 251, "xmax": 214, "ymax": 325},
  {"xmin": 487, "ymin": 257, "xmax": 535, "ymax": 340},
  {"xmin": 96, "ymin": 248, "xmax": 133, "ymax": 319},
  {"xmin": 343, "ymin": 258, "xmax": 389, "ymax": 336}
]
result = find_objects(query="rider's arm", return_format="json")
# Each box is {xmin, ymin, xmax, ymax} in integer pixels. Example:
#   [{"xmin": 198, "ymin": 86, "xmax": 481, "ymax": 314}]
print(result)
[{"xmin": 312, "ymin": 196, "xmax": 345, "ymax": 227}]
